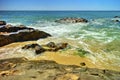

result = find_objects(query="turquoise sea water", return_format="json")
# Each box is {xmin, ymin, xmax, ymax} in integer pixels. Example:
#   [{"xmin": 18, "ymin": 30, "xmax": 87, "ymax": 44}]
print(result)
[
  {"xmin": 0, "ymin": 11, "xmax": 120, "ymax": 41},
  {"xmin": 0, "ymin": 11, "xmax": 120, "ymax": 67}
]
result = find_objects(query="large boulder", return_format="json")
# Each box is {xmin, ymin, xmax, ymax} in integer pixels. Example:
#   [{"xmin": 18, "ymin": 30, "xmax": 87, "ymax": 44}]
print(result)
[
  {"xmin": 0, "ymin": 24, "xmax": 51, "ymax": 47},
  {"xmin": 0, "ymin": 30, "xmax": 51, "ymax": 47},
  {"xmin": 55, "ymin": 17, "xmax": 88, "ymax": 23},
  {"xmin": 0, "ymin": 21, "xmax": 6, "ymax": 26}
]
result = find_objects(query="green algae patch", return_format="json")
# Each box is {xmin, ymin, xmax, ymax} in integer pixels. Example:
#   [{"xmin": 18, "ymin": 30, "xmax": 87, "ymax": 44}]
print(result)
[{"xmin": 74, "ymin": 48, "xmax": 90, "ymax": 57}]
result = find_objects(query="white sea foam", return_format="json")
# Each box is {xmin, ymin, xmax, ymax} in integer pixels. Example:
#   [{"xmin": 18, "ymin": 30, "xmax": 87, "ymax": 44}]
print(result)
[
  {"xmin": 7, "ymin": 22, "xmax": 23, "ymax": 26},
  {"xmin": 29, "ymin": 21, "xmax": 89, "ymax": 38}
]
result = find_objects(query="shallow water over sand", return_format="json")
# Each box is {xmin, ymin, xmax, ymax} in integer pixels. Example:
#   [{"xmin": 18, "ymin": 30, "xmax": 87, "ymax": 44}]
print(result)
[{"xmin": 0, "ymin": 37, "xmax": 120, "ymax": 71}]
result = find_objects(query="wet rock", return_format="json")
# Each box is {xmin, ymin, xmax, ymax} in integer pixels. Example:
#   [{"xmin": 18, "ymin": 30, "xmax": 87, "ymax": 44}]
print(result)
[
  {"xmin": 22, "ymin": 42, "xmax": 68, "ymax": 54},
  {"xmin": 80, "ymin": 62, "xmax": 86, "ymax": 66},
  {"xmin": 55, "ymin": 17, "xmax": 88, "ymax": 23},
  {"xmin": 114, "ymin": 19, "xmax": 120, "ymax": 22},
  {"xmin": 46, "ymin": 42, "xmax": 56, "ymax": 48},
  {"xmin": 22, "ymin": 44, "xmax": 46, "ymax": 54},
  {"xmin": 0, "ymin": 21, "xmax": 6, "ymax": 26},
  {"xmin": 0, "ymin": 23, "xmax": 52, "ymax": 47},
  {"xmin": 35, "ymin": 47, "xmax": 46, "ymax": 55},
  {"xmin": 56, "ymin": 43, "xmax": 68, "ymax": 49},
  {"xmin": 114, "ymin": 16, "xmax": 120, "ymax": 18},
  {"xmin": 46, "ymin": 42, "xmax": 68, "ymax": 51},
  {"xmin": 0, "ymin": 25, "xmax": 34, "ymax": 33},
  {"xmin": 0, "ymin": 30, "xmax": 51, "ymax": 47},
  {"xmin": 22, "ymin": 44, "xmax": 40, "ymax": 49},
  {"xmin": 34, "ymin": 44, "xmax": 46, "ymax": 54}
]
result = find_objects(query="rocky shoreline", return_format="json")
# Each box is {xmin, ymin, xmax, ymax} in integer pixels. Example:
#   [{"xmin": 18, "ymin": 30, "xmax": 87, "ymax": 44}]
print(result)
[
  {"xmin": 0, "ymin": 22, "xmax": 51, "ymax": 47},
  {"xmin": 0, "ymin": 57, "xmax": 120, "ymax": 80}
]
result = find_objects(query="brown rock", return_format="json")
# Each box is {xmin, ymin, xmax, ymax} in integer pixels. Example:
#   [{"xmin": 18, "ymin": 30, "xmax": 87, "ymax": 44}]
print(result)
[
  {"xmin": 22, "ymin": 43, "xmax": 46, "ymax": 54},
  {"xmin": 0, "ymin": 58, "xmax": 120, "ymax": 80},
  {"xmin": 56, "ymin": 43, "xmax": 68, "ymax": 49},
  {"xmin": 46, "ymin": 42, "xmax": 56, "ymax": 48},
  {"xmin": 0, "ymin": 25, "xmax": 34, "ymax": 33},
  {"xmin": 0, "ymin": 30, "xmax": 51, "ymax": 47},
  {"xmin": 0, "ymin": 21, "xmax": 6, "ymax": 26},
  {"xmin": 80, "ymin": 62, "xmax": 86, "ymax": 66},
  {"xmin": 46, "ymin": 42, "xmax": 68, "ymax": 51}
]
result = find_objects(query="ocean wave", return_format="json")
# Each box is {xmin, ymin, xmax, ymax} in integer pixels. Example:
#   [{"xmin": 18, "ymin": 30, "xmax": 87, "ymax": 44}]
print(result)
[
  {"xmin": 5, "ymin": 18, "xmax": 120, "ymax": 44},
  {"xmin": 7, "ymin": 22, "xmax": 23, "ymax": 26}
]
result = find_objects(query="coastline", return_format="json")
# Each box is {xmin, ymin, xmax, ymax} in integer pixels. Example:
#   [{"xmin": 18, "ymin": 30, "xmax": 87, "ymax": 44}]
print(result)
[{"xmin": 0, "ymin": 12, "xmax": 120, "ymax": 79}]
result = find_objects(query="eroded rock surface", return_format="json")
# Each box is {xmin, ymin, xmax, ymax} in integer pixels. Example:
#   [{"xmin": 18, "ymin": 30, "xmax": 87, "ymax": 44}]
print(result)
[{"xmin": 0, "ymin": 57, "xmax": 120, "ymax": 80}]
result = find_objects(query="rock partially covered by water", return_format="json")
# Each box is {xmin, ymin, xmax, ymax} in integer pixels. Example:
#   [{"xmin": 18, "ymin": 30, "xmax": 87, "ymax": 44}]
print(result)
[
  {"xmin": 22, "ymin": 42, "xmax": 68, "ymax": 54},
  {"xmin": 0, "ymin": 24, "xmax": 34, "ymax": 33},
  {"xmin": 0, "ymin": 58, "xmax": 120, "ymax": 80},
  {"xmin": 46, "ymin": 42, "xmax": 56, "ymax": 48},
  {"xmin": 55, "ymin": 17, "xmax": 88, "ymax": 23},
  {"xmin": 0, "ymin": 24, "xmax": 51, "ymax": 47},
  {"xmin": 22, "ymin": 44, "xmax": 40, "ymax": 49},
  {"xmin": 46, "ymin": 42, "xmax": 68, "ymax": 51},
  {"xmin": 0, "ymin": 21, "xmax": 6, "ymax": 26},
  {"xmin": 22, "ymin": 44, "xmax": 46, "ymax": 54},
  {"xmin": 113, "ymin": 19, "xmax": 120, "ymax": 22},
  {"xmin": 114, "ymin": 16, "xmax": 120, "ymax": 18},
  {"xmin": 0, "ymin": 30, "xmax": 51, "ymax": 47}
]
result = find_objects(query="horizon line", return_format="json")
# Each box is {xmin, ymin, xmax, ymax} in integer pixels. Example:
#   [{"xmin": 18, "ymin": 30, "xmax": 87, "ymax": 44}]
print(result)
[{"xmin": 0, "ymin": 10, "xmax": 120, "ymax": 11}]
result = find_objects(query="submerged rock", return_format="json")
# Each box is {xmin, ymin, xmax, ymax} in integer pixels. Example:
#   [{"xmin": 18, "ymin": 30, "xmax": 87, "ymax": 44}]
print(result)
[
  {"xmin": 75, "ymin": 48, "xmax": 90, "ymax": 57},
  {"xmin": 55, "ymin": 17, "xmax": 88, "ymax": 23},
  {"xmin": 0, "ymin": 21, "xmax": 6, "ymax": 26},
  {"xmin": 0, "ymin": 58, "xmax": 120, "ymax": 80}
]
